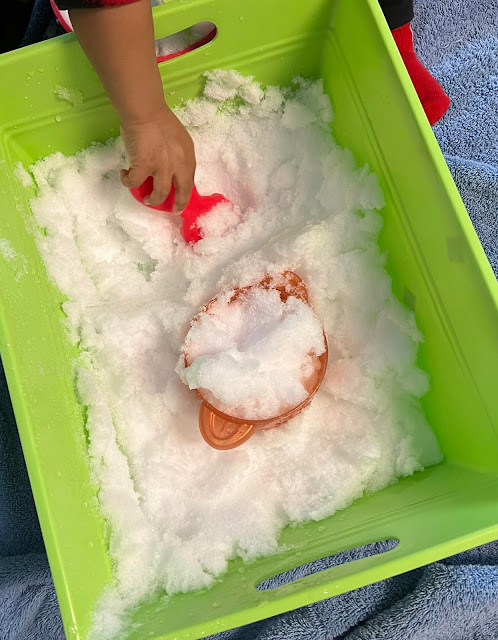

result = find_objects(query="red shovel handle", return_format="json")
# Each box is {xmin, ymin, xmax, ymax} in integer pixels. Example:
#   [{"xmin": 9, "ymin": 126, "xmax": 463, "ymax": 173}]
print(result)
[
  {"xmin": 129, "ymin": 178, "xmax": 229, "ymax": 244},
  {"xmin": 130, "ymin": 176, "xmax": 177, "ymax": 212}
]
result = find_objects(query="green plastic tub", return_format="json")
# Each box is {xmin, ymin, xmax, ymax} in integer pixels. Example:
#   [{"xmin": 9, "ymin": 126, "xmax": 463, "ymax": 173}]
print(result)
[{"xmin": 1, "ymin": 0, "xmax": 498, "ymax": 638}]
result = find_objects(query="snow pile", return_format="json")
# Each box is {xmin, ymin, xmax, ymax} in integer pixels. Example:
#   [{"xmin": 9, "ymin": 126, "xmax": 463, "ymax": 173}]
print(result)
[{"xmin": 29, "ymin": 71, "xmax": 441, "ymax": 639}]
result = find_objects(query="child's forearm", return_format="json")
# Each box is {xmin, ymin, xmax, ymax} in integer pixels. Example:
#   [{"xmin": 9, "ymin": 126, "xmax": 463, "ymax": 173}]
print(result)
[
  {"xmin": 66, "ymin": 0, "xmax": 196, "ymax": 210},
  {"xmin": 70, "ymin": 0, "xmax": 167, "ymax": 124}
]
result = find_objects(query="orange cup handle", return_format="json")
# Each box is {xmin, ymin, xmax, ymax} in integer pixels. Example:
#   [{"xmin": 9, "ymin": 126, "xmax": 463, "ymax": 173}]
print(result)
[{"xmin": 198, "ymin": 403, "xmax": 256, "ymax": 450}]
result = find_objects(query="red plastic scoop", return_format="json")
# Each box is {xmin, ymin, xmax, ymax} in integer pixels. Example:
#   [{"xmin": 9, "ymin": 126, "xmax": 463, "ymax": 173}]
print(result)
[{"xmin": 130, "ymin": 177, "xmax": 229, "ymax": 243}]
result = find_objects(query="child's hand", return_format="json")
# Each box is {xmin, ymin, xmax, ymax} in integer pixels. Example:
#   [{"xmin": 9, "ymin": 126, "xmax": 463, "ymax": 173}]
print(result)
[
  {"xmin": 70, "ymin": 1, "xmax": 195, "ymax": 213},
  {"xmin": 120, "ymin": 107, "xmax": 196, "ymax": 212}
]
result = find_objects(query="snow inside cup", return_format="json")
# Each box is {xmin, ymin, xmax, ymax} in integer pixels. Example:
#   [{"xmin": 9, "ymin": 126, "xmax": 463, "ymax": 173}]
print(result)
[{"xmin": 180, "ymin": 272, "xmax": 328, "ymax": 449}]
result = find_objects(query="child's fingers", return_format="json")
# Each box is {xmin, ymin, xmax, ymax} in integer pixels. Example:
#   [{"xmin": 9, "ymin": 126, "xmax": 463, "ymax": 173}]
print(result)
[
  {"xmin": 120, "ymin": 166, "xmax": 150, "ymax": 189},
  {"xmin": 172, "ymin": 171, "xmax": 194, "ymax": 213},
  {"xmin": 147, "ymin": 171, "xmax": 174, "ymax": 208}
]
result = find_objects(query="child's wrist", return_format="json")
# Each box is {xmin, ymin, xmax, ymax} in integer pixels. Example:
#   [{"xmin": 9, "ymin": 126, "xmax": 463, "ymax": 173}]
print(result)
[{"xmin": 120, "ymin": 100, "xmax": 171, "ymax": 127}]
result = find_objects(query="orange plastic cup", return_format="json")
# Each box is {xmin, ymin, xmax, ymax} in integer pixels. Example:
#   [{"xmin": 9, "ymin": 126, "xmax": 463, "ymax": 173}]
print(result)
[{"xmin": 184, "ymin": 272, "xmax": 328, "ymax": 450}]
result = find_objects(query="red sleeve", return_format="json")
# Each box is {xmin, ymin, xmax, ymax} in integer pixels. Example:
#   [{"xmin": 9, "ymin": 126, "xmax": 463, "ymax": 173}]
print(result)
[{"xmin": 55, "ymin": 0, "xmax": 140, "ymax": 9}]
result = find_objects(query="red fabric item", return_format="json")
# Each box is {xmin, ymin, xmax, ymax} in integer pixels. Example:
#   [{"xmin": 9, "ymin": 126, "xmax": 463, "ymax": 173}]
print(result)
[
  {"xmin": 392, "ymin": 23, "xmax": 450, "ymax": 126},
  {"xmin": 55, "ymin": 0, "xmax": 138, "ymax": 9}
]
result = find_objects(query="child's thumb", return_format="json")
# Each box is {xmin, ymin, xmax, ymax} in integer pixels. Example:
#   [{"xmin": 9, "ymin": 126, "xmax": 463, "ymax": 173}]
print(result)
[{"xmin": 120, "ymin": 167, "xmax": 149, "ymax": 189}]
